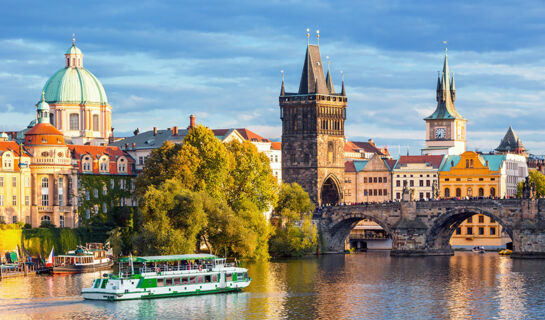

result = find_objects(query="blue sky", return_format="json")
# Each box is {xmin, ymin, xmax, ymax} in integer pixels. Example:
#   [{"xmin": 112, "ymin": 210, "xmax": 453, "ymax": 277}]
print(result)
[{"xmin": 2, "ymin": 0, "xmax": 545, "ymax": 156}]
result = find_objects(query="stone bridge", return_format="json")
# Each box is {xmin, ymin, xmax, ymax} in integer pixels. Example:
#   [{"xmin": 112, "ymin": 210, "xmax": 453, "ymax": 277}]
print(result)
[{"xmin": 315, "ymin": 198, "xmax": 545, "ymax": 258}]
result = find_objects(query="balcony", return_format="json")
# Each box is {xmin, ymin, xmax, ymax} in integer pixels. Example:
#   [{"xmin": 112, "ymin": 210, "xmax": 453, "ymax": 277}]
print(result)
[{"xmin": 38, "ymin": 206, "xmax": 54, "ymax": 212}]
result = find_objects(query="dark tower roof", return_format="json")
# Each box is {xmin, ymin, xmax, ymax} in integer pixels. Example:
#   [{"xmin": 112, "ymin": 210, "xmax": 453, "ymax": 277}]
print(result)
[
  {"xmin": 496, "ymin": 126, "xmax": 527, "ymax": 153},
  {"xmin": 425, "ymin": 51, "xmax": 465, "ymax": 120},
  {"xmin": 298, "ymin": 45, "xmax": 329, "ymax": 94},
  {"xmin": 325, "ymin": 62, "xmax": 335, "ymax": 94}
]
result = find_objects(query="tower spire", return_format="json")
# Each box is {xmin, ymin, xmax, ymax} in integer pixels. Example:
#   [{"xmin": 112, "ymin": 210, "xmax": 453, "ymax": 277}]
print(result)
[
  {"xmin": 280, "ymin": 70, "xmax": 285, "ymax": 96},
  {"xmin": 37, "ymin": 90, "xmax": 50, "ymax": 124},
  {"xmin": 325, "ymin": 56, "xmax": 335, "ymax": 94},
  {"xmin": 72, "ymin": 33, "xmax": 76, "ymax": 46},
  {"xmin": 341, "ymin": 71, "xmax": 346, "ymax": 96}
]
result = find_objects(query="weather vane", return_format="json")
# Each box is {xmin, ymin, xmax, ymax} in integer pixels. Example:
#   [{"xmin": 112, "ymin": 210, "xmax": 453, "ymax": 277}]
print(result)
[
  {"xmin": 306, "ymin": 28, "xmax": 310, "ymax": 45},
  {"xmin": 316, "ymin": 29, "xmax": 320, "ymax": 45},
  {"xmin": 443, "ymin": 40, "xmax": 447, "ymax": 54},
  {"xmin": 72, "ymin": 33, "xmax": 76, "ymax": 45}
]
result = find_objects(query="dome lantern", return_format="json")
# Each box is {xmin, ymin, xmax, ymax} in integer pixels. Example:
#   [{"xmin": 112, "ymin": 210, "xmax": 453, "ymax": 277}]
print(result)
[
  {"xmin": 37, "ymin": 91, "xmax": 50, "ymax": 124},
  {"xmin": 65, "ymin": 33, "xmax": 83, "ymax": 68}
]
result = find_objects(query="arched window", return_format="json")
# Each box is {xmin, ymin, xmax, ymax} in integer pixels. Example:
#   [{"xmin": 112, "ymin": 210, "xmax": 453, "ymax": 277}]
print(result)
[
  {"xmin": 117, "ymin": 157, "xmax": 127, "ymax": 173},
  {"xmin": 40, "ymin": 215, "xmax": 51, "ymax": 222},
  {"xmin": 41, "ymin": 177, "xmax": 48, "ymax": 188},
  {"xmin": 490, "ymin": 187, "xmax": 496, "ymax": 197},
  {"xmin": 467, "ymin": 187, "xmax": 473, "ymax": 197},
  {"xmin": 41, "ymin": 177, "xmax": 49, "ymax": 206},
  {"xmin": 466, "ymin": 159, "xmax": 469, "ymax": 168},
  {"xmin": 69, "ymin": 113, "xmax": 79, "ymax": 130},
  {"xmin": 82, "ymin": 156, "xmax": 92, "ymax": 172},
  {"xmin": 456, "ymin": 188, "xmax": 461, "ymax": 198},
  {"xmin": 479, "ymin": 188, "xmax": 484, "ymax": 197},
  {"xmin": 59, "ymin": 215, "xmax": 65, "ymax": 228},
  {"xmin": 92, "ymin": 115, "xmax": 99, "ymax": 132},
  {"xmin": 470, "ymin": 159, "xmax": 474, "ymax": 168},
  {"xmin": 2, "ymin": 152, "xmax": 13, "ymax": 170},
  {"xmin": 99, "ymin": 156, "xmax": 109, "ymax": 173},
  {"xmin": 444, "ymin": 188, "xmax": 450, "ymax": 198}
]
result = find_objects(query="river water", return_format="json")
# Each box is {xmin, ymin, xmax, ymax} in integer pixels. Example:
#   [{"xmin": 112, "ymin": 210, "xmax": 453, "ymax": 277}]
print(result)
[{"xmin": 0, "ymin": 252, "xmax": 544, "ymax": 319}]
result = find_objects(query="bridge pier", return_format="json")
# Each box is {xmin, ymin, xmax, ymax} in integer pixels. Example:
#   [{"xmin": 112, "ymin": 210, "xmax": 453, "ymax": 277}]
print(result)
[{"xmin": 511, "ymin": 225, "xmax": 545, "ymax": 259}]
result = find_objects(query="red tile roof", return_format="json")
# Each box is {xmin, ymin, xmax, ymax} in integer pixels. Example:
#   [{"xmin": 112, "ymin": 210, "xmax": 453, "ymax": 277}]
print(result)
[
  {"xmin": 345, "ymin": 141, "xmax": 384, "ymax": 155},
  {"xmin": 235, "ymin": 128, "xmax": 270, "ymax": 143},
  {"xmin": 345, "ymin": 160, "xmax": 356, "ymax": 172},
  {"xmin": 24, "ymin": 123, "xmax": 66, "ymax": 145},
  {"xmin": 385, "ymin": 159, "xmax": 397, "ymax": 169},
  {"xmin": 68, "ymin": 145, "xmax": 134, "ymax": 175},
  {"xmin": 395, "ymin": 155, "xmax": 444, "ymax": 169},
  {"xmin": 270, "ymin": 142, "xmax": 281, "ymax": 150},
  {"xmin": 0, "ymin": 141, "xmax": 27, "ymax": 157}
]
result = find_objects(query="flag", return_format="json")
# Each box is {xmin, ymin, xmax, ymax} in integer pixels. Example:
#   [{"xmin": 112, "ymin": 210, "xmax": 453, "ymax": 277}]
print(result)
[{"xmin": 45, "ymin": 247, "xmax": 54, "ymax": 267}]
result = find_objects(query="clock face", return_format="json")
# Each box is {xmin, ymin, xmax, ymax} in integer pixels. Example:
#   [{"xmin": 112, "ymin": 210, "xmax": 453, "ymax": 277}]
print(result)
[{"xmin": 435, "ymin": 128, "xmax": 446, "ymax": 139}]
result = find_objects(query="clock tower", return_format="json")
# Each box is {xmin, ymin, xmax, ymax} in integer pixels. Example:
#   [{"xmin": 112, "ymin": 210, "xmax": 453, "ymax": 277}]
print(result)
[{"xmin": 422, "ymin": 49, "xmax": 467, "ymax": 156}]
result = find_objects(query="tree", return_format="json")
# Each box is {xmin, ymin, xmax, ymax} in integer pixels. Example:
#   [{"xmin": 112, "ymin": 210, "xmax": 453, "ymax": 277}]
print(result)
[
  {"xmin": 269, "ymin": 183, "xmax": 317, "ymax": 257},
  {"xmin": 134, "ymin": 179, "xmax": 207, "ymax": 255},
  {"xmin": 225, "ymin": 140, "xmax": 278, "ymax": 212},
  {"xmin": 517, "ymin": 170, "xmax": 545, "ymax": 197}
]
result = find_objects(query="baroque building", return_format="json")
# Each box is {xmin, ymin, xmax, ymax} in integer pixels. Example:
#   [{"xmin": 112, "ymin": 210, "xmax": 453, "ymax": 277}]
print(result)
[
  {"xmin": 41, "ymin": 37, "xmax": 112, "ymax": 145},
  {"xmin": 422, "ymin": 50, "xmax": 467, "ymax": 156},
  {"xmin": 279, "ymin": 39, "xmax": 347, "ymax": 205}
]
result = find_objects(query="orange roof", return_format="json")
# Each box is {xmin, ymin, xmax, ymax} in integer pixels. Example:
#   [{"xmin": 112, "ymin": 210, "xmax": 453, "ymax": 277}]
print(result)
[
  {"xmin": 345, "ymin": 140, "xmax": 384, "ymax": 155},
  {"xmin": 395, "ymin": 155, "xmax": 445, "ymax": 169},
  {"xmin": 345, "ymin": 160, "xmax": 356, "ymax": 172},
  {"xmin": 68, "ymin": 145, "xmax": 130, "ymax": 159},
  {"xmin": 271, "ymin": 142, "xmax": 281, "ymax": 150},
  {"xmin": 0, "ymin": 141, "xmax": 27, "ymax": 157},
  {"xmin": 24, "ymin": 123, "xmax": 65, "ymax": 145},
  {"xmin": 235, "ymin": 128, "xmax": 270, "ymax": 143}
]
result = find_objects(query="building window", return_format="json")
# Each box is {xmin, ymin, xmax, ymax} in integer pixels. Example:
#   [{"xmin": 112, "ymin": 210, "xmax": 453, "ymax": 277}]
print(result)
[
  {"xmin": 467, "ymin": 216, "xmax": 473, "ymax": 223},
  {"xmin": 69, "ymin": 113, "xmax": 79, "ymax": 130},
  {"xmin": 378, "ymin": 189, "xmax": 382, "ymax": 196},
  {"xmin": 102, "ymin": 202, "xmax": 107, "ymax": 213},
  {"xmin": 467, "ymin": 227, "xmax": 473, "ymax": 235},
  {"xmin": 478, "ymin": 215, "xmax": 484, "ymax": 223},
  {"xmin": 478, "ymin": 227, "xmax": 484, "ymax": 235},
  {"xmin": 479, "ymin": 188, "xmax": 484, "ymax": 197},
  {"xmin": 409, "ymin": 180, "xmax": 414, "ymax": 187},
  {"xmin": 384, "ymin": 177, "xmax": 387, "ymax": 183},
  {"xmin": 12, "ymin": 195, "xmax": 16, "ymax": 206},
  {"xmin": 378, "ymin": 177, "xmax": 382, "ymax": 183},
  {"xmin": 0, "ymin": 195, "xmax": 3, "ymax": 206},
  {"xmin": 42, "ymin": 177, "xmax": 48, "ymax": 188},
  {"xmin": 426, "ymin": 192, "xmax": 430, "ymax": 199},
  {"xmin": 419, "ymin": 192, "xmax": 424, "ymax": 199},
  {"xmin": 456, "ymin": 228, "xmax": 461, "ymax": 235},
  {"xmin": 490, "ymin": 227, "xmax": 496, "ymax": 235},
  {"xmin": 490, "ymin": 187, "xmax": 496, "ymax": 197},
  {"xmin": 93, "ymin": 115, "xmax": 99, "ymax": 132},
  {"xmin": 25, "ymin": 177, "xmax": 30, "ymax": 188},
  {"xmin": 0, "ymin": 177, "xmax": 3, "ymax": 187},
  {"xmin": 86, "ymin": 208, "xmax": 90, "ymax": 219},
  {"xmin": 444, "ymin": 188, "xmax": 450, "ymax": 198},
  {"xmin": 25, "ymin": 196, "xmax": 29, "ymax": 206},
  {"xmin": 40, "ymin": 215, "xmax": 51, "ymax": 222},
  {"xmin": 138, "ymin": 157, "xmax": 144, "ymax": 165},
  {"xmin": 396, "ymin": 180, "xmax": 400, "ymax": 187},
  {"xmin": 383, "ymin": 189, "xmax": 387, "ymax": 196},
  {"xmin": 118, "ymin": 158, "xmax": 127, "ymax": 173},
  {"xmin": 396, "ymin": 192, "xmax": 400, "ymax": 199},
  {"xmin": 12, "ymin": 215, "xmax": 17, "ymax": 224},
  {"xmin": 419, "ymin": 180, "xmax": 424, "ymax": 187},
  {"xmin": 94, "ymin": 189, "xmax": 98, "ymax": 198},
  {"xmin": 364, "ymin": 190, "xmax": 368, "ymax": 196},
  {"xmin": 59, "ymin": 215, "xmax": 64, "ymax": 228},
  {"xmin": 467, "ymin": 187, "xmax": 473, "ymax": 197},
  {"xmin": 426, "ymin": 180, "xmax": 430, "ymax": 187},
  {"xmin": 456, "ymin": 188, "xmax": 461, "ymax": 197},
  {"xmin": 42, "ymin": 194, "xmax": 48, "ymax": 206},
  {"xmin": 12, "ymin": 177, "xmax": 16, "ymax": 187}
]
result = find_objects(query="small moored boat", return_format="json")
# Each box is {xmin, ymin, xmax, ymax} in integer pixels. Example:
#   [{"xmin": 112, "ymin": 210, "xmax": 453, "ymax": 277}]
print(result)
[
  {"xmin": 52, "ymin": 243, "xmax": 113, "ymax": 274},
  {"xmin": 472, "ymin": 246, "xmax": 485, "ymax": 254},
  {"xmin": 81, "ymin": 254, "xmax": 251, "ymax": 301}
]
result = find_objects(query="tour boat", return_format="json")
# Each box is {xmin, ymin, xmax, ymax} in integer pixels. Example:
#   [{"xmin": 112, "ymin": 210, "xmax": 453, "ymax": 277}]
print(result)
[
  {"xmin": 52, "ymin": 243, "xmax": 113, "ymax": 274},
  {"xmin": 81, "ymin": 254, "xmax": 251, "ymax": 301}
]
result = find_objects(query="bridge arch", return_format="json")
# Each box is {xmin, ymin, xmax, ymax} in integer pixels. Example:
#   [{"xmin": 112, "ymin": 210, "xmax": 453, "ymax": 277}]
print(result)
[
  {"xmin": 323, "ymin": 211, "xmax": 394, "ymax": 252},
  {"xmin": 320, "ymin": 174, "xmax": 342, "ymax": 205},
  {"xmin": 425, "ymin": 207, "xmax": 514, "ymax": 253}
]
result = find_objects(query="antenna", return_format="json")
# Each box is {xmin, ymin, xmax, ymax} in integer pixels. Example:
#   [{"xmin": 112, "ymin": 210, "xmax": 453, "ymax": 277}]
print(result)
[{"xmin": 306, "ymin": 28, "xmax": 310, "ymax": 45}]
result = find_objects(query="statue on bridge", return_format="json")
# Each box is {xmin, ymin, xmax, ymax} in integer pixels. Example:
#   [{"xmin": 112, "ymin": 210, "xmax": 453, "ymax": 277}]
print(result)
[
  {"xmin": 402, "ymin": 180, "xmax": 414, "ymax": 202},
  {"xmin": 522, "ymin": 176, "xmax": 536, "ymax": 199}
]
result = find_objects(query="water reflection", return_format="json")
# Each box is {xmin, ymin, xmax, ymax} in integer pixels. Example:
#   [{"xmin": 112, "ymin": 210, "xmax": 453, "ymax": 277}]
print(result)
[{"xmin": 1, "ymin": 252, "xmax": 545, "ymax": 319}]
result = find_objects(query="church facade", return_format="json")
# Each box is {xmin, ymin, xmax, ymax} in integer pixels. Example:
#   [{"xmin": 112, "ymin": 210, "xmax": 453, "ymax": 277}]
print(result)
[{"xmin": 279, "ymin": 39, "xmax": 347, "ymax": 205}]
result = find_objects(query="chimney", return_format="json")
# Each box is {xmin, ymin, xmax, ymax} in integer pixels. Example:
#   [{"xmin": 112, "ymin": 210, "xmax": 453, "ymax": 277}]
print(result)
[
  {"xmin": 173, "ymin": 126, "xmax": 178, "ymax": 136},
  {"xmin": 132, "ymin": 142, "xmax": 136, "ymax": 150},
  {"xmin": 153, "ymin": 127, "xmax": 157, "ymax": 136},
  {"xmin": 368, "ymin": 139, "xmax": 375, "ymax": 147},
  {"xmin": 189, "ymin": 114, "xmax": 196, "ymax": 129}
]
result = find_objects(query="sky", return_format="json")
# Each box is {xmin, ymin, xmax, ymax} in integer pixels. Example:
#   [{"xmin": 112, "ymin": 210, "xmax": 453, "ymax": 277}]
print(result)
[{"xmin": 2, "ymin": 0, "xmax": 545, "ymax": 157}]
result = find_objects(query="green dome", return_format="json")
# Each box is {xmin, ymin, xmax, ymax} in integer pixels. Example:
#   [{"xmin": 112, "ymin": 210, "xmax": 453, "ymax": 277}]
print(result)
[
  {"xmin": 42, "ymin": 67, "xmax": 109, "ymax": 105},
  {"xmin": 65, "ymin": 44, "xmax": 82, "ymax": 55}
]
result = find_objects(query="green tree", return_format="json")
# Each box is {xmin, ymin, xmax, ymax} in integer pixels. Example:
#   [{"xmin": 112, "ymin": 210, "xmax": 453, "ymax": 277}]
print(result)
[
  {"xmin": 269, "ymin": 183, "xmax": 317, "ymax": 257},
  {"xmin": 135, "ymin": 179, "xmax": 207, "ymax": 255},
  {"xmin": 225, "ymin": 140, "xmax": 278, "ymax": 212},
  {"xmin": 517, "ymin": 170, "xmax": 545, "ymax": 197}
]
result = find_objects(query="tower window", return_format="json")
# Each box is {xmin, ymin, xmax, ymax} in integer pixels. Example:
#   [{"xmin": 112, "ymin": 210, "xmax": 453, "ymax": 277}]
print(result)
[
  {"xmin": 93, "ymin": 115, "xmax": 99, "ymax": 132},
  {"xmin": 70, "ymin": 113, "xmax": 79, "ymax": 130}
]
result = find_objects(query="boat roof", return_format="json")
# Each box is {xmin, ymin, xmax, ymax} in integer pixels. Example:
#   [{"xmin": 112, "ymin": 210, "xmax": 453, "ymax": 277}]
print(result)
[{"xmin": 120, "ymin": 254, "xmax": 219, "ymax": 263}]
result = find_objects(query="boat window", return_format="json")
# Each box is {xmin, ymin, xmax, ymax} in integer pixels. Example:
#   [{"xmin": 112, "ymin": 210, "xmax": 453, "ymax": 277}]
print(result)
[
  {"xmin": 94, "ymin": 280, "xmax": 101, "ymax": 288},
  {"xmin": 189, "ymin": 276, "xmax": 196, "ymax": 284},
  {"xmin": 182, "ymin": 277, "xmax": 189, "ymax": 285},
  {"xmin": 101, "ymin": 279, "xmax": 108, "ymax": 289},
  {"xmin": 166, "ymin": 278, "xmax": 172, "ymax": 286},
  {"xmin": 174, "ymin": 278, "xmax": 181, "ymax": 285},
  {"xmin": 157, "ymin": 278, "xmax": 164, "ymax": 287},
  {"xmin": 197, "ymin": 276, "xmax": 204, "ymax": 284},
  {"xmin": 204, "ymin": 275, "xmax": 211, "ymax": 283},
  {"xmin": 212, "ymin": 274, "xmax": 218, "ymax": 282},
  {"xmin": 225, "ymin": 273, "xmax": 232, "ymax": 282},
  {"xmin": 238, "ymin": 273, "xmax": 245, "ymax": 280}
]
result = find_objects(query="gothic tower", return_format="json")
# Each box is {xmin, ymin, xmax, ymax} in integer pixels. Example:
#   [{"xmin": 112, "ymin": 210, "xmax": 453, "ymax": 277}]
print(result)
[
  {"xmin": 280, "ymin": 39, "xmax": 347, "ymax": 205},
  {"xmin": 422, "ymin": 49, "xmax": 467, "ymax": 156}
]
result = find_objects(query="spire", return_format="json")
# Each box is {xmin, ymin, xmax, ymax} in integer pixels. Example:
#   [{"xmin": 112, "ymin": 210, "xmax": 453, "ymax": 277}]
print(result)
[
  {"xmin": 72, "ymin": 33, "xmax": 76, "ymax": 46},
  {"xmin": 496, "ymin": 126, "xmax": 526, "ymax": 154},
  {"xmin": 325, "ymin": 57, "xmax": 335, "ymax": 94},
  {"xmin": 441, "ymin": 49, "xmax": 450, "ymax": 91},
  {"xmin": 280, "ymin": 70, "xmax": 285, "ymax": 96},
  {"xmin": 298, "ymin": 40, "xmax": 328, "ymax": 94},
  {"xmin": 341, "ymin": 71, "xmax": 346, "ymax": 96},
  {"xmin": 65, "ymin": 35, "xmax": 83, "ymax": 68},
  {"xmin": 450, "ymin": 74, "xmax": 456, "ymax": 101}
]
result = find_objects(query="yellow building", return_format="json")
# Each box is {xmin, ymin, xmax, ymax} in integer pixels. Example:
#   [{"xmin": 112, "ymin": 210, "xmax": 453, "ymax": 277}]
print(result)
[
  {"xmin": 440, "ymin": 151, "xmax": 509, "ymax": 249},
  {"xmin": 0, "ymin": 137, "xmax": 32, "ymax": 225}
]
